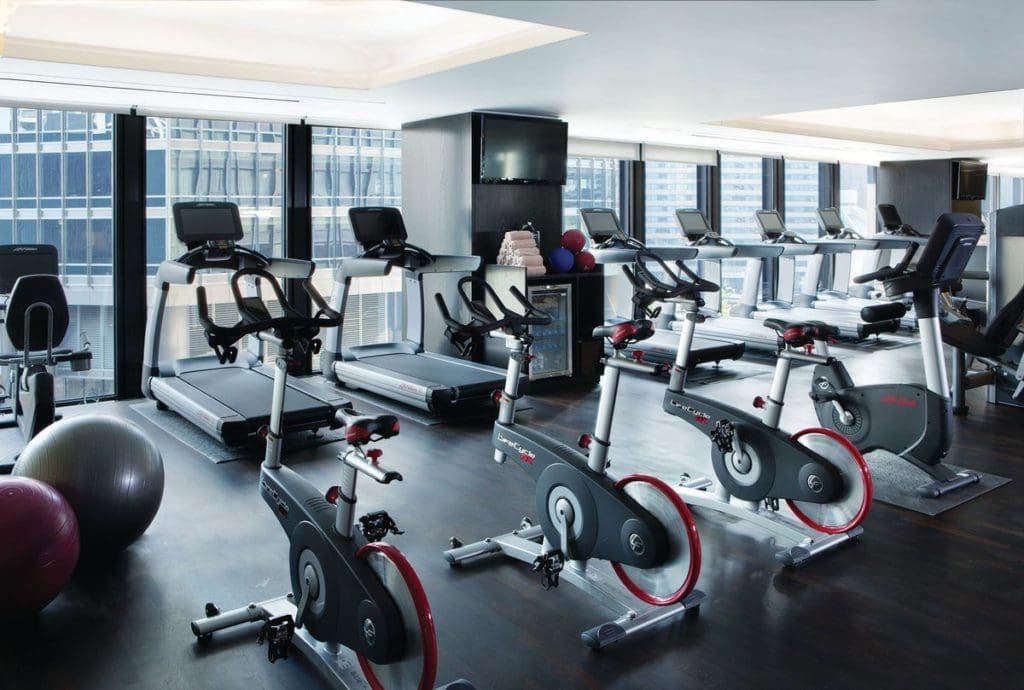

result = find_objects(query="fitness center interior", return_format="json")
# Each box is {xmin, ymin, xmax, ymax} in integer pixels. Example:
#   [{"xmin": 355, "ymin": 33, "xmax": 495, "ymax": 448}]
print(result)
[{"xmin": 1, "ymin": 1, "xmax": 1022, "ymax": 688}]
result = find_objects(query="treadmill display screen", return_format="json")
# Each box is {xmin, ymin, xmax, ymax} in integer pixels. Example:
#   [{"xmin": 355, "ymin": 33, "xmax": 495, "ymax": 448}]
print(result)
[
  {"xmin": 675, "ymin": 209, "xmax": 712, "ymax": 235},
  {"xmin": 579, "ymin": 208, "xmax": 625, "ymax": 242},
  {"xmin": 817, "ymin": 208, "xmax": 843, "ymax": 231},
  {"xmin": 756, "ymin": 210, "xmax": 786, "ymax": 235},
  {"xmin": 0, "ymin": 246, "xmax": 59, "ymax": 293},
  {"xmin": 174, "ymin": 203, "xmax": 244, "ymax": 243},
  {"xmin": 350, "ymin": 207, "xmax": 408, "ymax": 247}
]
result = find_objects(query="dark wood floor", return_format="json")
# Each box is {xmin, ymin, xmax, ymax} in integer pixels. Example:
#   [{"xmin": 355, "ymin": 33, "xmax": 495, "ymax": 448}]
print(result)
[{"xmin": 2, "ymin": 343, "xmax": 1021, "ymax": 689}]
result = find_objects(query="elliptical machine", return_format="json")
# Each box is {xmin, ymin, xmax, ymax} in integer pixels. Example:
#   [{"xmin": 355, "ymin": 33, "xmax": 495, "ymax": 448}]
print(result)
[
  {"xmin": 0, "ymin": 244, "xmax": 92, "ymax": 473},
  {"xmin": 438, "ymin": 277, "xmax": 705, "ymax": 650},
  {"xmin": 626, "ymin": 253, "xmax": 873, "ymax": 566},
  {"xmin": 809, "ymin": 213, "xmax": 986, "ymax": 498},
  {"xmin": 189, "ymin": 265, "xmax": 468, "ymax": 690}
]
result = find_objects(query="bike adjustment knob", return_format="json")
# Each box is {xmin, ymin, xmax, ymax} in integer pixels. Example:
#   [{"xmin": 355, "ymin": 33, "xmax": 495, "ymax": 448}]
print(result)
[
  {"xmin": 367, "ymin": 449, "xmax": 383, "ymax": 463},
  {"xmin": 578, "ymin": 434, "xmax": 592, "ymax": 450},
  {"xmin": 753, "ymin": 396, "xmax": 765, "ymax": 409},
  {"xmin": 325, "ymin": 486, "xmax": 341, "ymax": 504}
]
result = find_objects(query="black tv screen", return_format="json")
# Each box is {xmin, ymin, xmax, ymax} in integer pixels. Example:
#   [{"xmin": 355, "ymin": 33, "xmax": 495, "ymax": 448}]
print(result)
[
  {"xmin": 479, "ymin": 115, "xmax": 567, "ymax": 184},
  {"xmin": 952, "ymin": 160, "xmax": 988, "ymax": 201}
]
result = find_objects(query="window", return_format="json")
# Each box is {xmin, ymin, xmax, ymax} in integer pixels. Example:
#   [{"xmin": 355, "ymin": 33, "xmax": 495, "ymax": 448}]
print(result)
[
  {"xmin": 563, "ymin": 156, "xmax": 622, "ymax": 231},
  {"xmin": 839, "ymin": 164, "xmax": 877, "ymax": 236},
  {"xmin": 719, "ymin": 154, "xmax": 766, "ymax": 306},
  {"xmin": 783, "ymin": 159, "xmax": 823, "ymax": 290},
  {"xmin": 644, "ymin": 161, "xmax": 698, "ymax": 247},
  {"xmin": 997, "ymin": 176, "xmax": 1024, "ymax": 209},
  {"xmin": 145, "ymin": 117, "xmax": 285, "ymax": 364},
  {"xmin": 0, "ymin": 107, "xmax": 116, "ymax": 402},
  {"xmin": 311, "ymin": 126, "xmax": 402, "ymax": 355}
]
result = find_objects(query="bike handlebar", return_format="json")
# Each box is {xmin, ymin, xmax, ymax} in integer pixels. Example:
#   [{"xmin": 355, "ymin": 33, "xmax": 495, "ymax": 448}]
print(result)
[
  {"xmin": 435, "ymin": 276, "xmax": 553, "ymax": 339},
  {"xmin": 853, "ymin": 243, "xmax": 920, "ymax": 284},
  {"xmin": 197, "ymin": 266, "xmax": 343, "ymax": 364}
]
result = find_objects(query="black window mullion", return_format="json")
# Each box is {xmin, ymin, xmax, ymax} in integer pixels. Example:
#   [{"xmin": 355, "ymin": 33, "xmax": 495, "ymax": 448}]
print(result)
[
  {"xmin": 113, "ymin": 111, "xmax": 147, "ymax": 399},
  {"xmin": 284, "ymin": 121, "xmax": 313, "ymax": 373}
]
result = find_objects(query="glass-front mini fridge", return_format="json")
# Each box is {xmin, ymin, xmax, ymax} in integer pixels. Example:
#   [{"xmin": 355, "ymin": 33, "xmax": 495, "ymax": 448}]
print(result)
[{"xmin": 526, "ymin": 284, "xmax": 572, "ymax": 380}]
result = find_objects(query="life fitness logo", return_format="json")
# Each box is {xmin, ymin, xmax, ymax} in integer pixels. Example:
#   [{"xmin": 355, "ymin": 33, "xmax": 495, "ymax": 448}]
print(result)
[
  {"xmin": 668, "ymin": 400, "xmax": 711, "ymax": 424},
  {"xmin": 497, "ymin": 432, "xmax": 536, "ymax": 464},
  {"xmin": 880, "ymin": 394, "xmax": 918, "ymax": 408}
]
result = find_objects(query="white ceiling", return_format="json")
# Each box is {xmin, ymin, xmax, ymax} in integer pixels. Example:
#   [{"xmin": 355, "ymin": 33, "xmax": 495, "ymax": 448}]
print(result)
[{"xmin": 2, "ymin": 0, "xmax": 1024, "ymax": 163}]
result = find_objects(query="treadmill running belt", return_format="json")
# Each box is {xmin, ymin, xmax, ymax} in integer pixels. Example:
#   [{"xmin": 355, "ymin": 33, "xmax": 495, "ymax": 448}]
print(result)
[
  {"xmin": 359, "ymin": 353, "xmax": 502, "ymax": 388},
  {"xmin": 179, "ymin": 368, "xmax": 325, "ymax": 419}
]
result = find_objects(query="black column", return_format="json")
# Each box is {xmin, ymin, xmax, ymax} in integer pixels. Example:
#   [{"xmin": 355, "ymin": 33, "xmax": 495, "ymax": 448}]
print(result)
[
  {"xmin": 820, "ymin": 162, "xmax": 838, "ymax": 214},
  {"xmin": 708, "ymin": 154, "xmax": 722, "ymax": 234},
  {"xmin": 113, "ymin": 111, "xmax": 147, "ymax": 399},
  {"xmin": 284, "ymin": 122, "xmax": 314, "ymax": 372},
  {"xmin": 627, "ymin": 160, "xmax": 645, "ymax": 242}
]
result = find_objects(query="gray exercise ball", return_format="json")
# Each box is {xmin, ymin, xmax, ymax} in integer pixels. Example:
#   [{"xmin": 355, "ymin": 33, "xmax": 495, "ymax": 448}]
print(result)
[{"xmin": 14, "ymin": 414, "xmax": 164, "ymax": 558}]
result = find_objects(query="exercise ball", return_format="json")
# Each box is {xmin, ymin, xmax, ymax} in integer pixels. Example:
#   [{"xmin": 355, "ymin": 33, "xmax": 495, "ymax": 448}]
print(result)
[
  {"xmin": 14, "ymin": 415, "xmax": 164, "ymax": 557},
  {"xmin": 575, "ymin": 250, "xmax": 597, "ymax": 273},
  {"xmin": 561, "ymin": 229, "xmax": 587, "ymax": 254},
  {"xmin": 0, "ymin": 476, "xmax": 79, "ymax": 617},
  {"xmin": 549, "ymin": 247, "xmax": 575, "ymax": 273}
]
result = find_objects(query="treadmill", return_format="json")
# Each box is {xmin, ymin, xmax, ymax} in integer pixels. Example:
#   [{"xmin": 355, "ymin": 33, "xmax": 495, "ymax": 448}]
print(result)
[
  {"xmin": 320, "ymin": 207, "xmax": 510, "ymax": 414},
  {"xmin": 577, "ymin": 207, "xmax": 745, "ymax": 367},
  {"xmin": 142, "ymin": 202, "xmax": 349, "ymax": 447},
  {"xmin": 808, "ymin": 207, "xmax": 916, "ymax": 328},
  {"xmin": 668, "ymin": 209, "xmax": 789, "ymax": 352},
  {"xmin": 745, "ymin": 209, "xmax": 901, "ymax": 339}
]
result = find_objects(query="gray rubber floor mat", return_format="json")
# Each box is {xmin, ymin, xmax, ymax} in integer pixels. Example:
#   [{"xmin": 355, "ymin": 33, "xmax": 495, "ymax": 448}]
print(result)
[{"xmin": 865, "ymin": 450, "xmax": 1011, "ymax": 516}]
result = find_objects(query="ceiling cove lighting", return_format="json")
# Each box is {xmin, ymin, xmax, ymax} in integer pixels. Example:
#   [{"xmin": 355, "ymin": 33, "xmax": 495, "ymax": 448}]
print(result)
[
  {"xmin": 0, "ymin": 0, "xmax": 585, "ymax": 90},
  {"xmin": 718, "ymin": 89, "xmax": 1024, "ymax": 151}
]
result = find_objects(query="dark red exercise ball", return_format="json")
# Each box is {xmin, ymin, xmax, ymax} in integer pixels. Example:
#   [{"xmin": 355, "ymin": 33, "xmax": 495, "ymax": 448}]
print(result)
[
  {"xmin": 575, "ymin": 250, "xmax": 597, "ymax": 273},
  {"xmin": 0, "ymin": 476, "xmax": 80, "ymax": 617},
  {"xmin": 561, "ymin": 229, "xmax": 587, "ymax": 254}
]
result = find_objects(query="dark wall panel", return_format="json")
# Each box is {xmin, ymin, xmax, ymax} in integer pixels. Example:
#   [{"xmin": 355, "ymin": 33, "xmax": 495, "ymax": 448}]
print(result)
[{"xmin": 472, "ymin": 184, "xmax": 562, "ymax": 263}]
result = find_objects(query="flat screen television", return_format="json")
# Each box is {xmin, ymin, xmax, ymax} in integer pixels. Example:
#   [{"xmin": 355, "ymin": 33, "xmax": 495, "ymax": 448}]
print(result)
[
  {"xmin": 952, "ymin": 160, "xmax": 988, "ymax": 201},
  {"xmin": 477, "ymin": 114, "xmax": 567, "ymax": 185}
]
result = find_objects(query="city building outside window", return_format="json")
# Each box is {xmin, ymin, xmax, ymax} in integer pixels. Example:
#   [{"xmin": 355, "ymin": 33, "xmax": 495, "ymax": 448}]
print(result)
[
  {"xmin": 311, "ymin": 126, "xmax": 402, "ymax": 356},
  {"xmin": 783, "ymin": 159, "xmax": 823, "ymax": 290},
  {"xmin": 563, "ymin": 156, "xmax": 621, "ymax": 232},
  {"xmin": 0, "ymin": 107, "xmax": 114, "ymax": 402},
  {"xmin": 644, "ymin": 161, "xmax": 698, "ymax": 247},
  {"xmin": 719, "ymin": 153, "xmax": 765, "ymax": 308},
  {"xmin": 839, "ymin": 164, "xmax": 877, "ymax": 236}
]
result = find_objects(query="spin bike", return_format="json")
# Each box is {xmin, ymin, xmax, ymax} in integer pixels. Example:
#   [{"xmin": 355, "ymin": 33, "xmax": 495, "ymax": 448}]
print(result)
[
  {"xmin": 189, "ymin": 266, "xmax": 469, "ymax": 690},
  {"xmin": 809, "ymin": 213, "xmax": 986, "ymax": 498},
  {"xmin": 626, "ymin": 253, "xmax": 873, "ymax": 566},
  {"xmin": 438, "ymin": 277, "xmax": 705, "ymax": 650}
]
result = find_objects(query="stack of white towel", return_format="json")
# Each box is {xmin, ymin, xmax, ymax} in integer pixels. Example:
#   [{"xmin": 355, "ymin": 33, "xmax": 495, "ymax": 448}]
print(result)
[{"xmin": 496, "ymin": 230, "xmax": 546, "ymax": 277}]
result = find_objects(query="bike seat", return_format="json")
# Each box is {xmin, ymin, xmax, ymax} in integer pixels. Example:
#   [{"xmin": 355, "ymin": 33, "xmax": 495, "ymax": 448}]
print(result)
[
  {"xmin": 763, "ymin": 318, "xmax": 839, "ymax": 346},
  {"xmin": 336, "ymin": 408, "xmax": 400, "ymax": 444},
  {"xmin": 593, "ymin": 319, "xmax": 655, "ymax": 349}
]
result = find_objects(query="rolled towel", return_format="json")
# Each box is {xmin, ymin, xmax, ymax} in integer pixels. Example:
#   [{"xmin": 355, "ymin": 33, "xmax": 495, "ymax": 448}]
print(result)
[{"xmin": 505, "ymin": 230, "xmax": 535, "ymax": 241}]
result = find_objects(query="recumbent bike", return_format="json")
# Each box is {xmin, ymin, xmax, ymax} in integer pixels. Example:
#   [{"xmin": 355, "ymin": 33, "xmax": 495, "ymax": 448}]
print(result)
[
  {"xmin": 0, "ymin": 244, "xmax": 92, "ymax": 473},
  {"xmin": 438, "ymin": 277, "xmax": 705, "ymax": 650},
  {"xmin": 188, "ymin": 265, "xmax": 469, "ymax": 690},
  {"xmin": 808, "ymin": 213, "xmax": 986, "ymax": 498}
]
